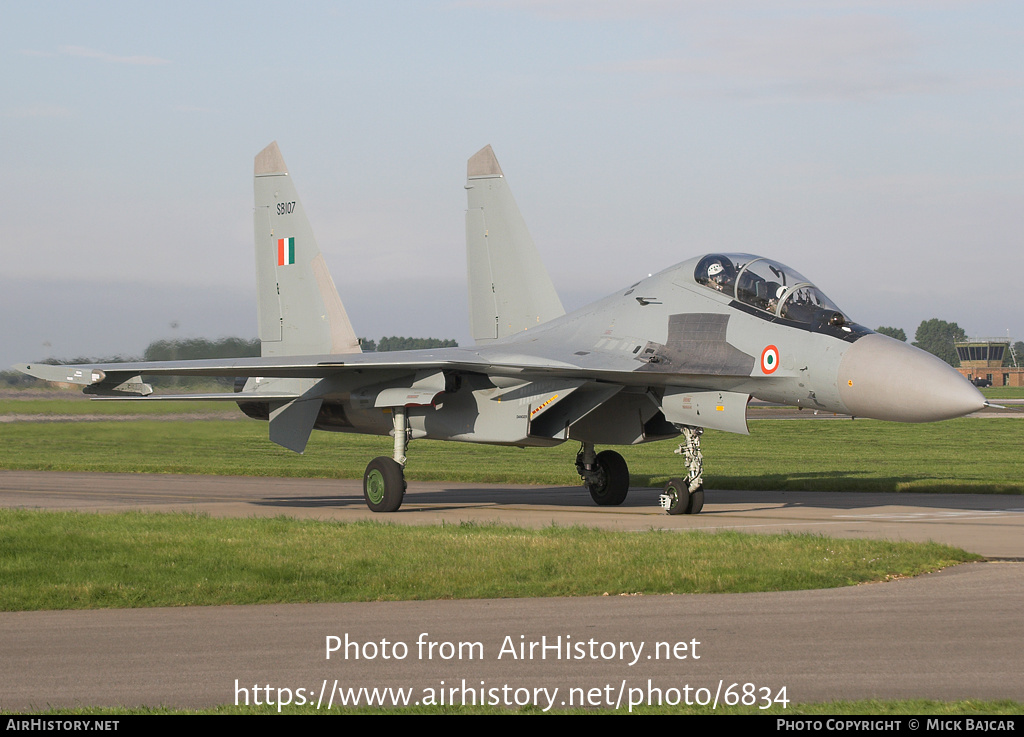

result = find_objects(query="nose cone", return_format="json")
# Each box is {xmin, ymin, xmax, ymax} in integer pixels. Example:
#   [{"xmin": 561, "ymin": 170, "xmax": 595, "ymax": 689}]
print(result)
[{"xmin": 838, "ymin": 333, "xmax": 985, "ymax": 422}]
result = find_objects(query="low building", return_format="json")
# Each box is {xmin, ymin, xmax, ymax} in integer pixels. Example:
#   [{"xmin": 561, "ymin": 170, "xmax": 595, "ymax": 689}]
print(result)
[{"xmin": 955, "ymin": 338, "xmax": 1024, "ymax": 387}]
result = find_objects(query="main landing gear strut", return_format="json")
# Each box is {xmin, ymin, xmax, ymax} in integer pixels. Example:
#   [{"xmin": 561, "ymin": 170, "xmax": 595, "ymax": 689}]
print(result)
[
  {"xmin": 363, "ymin": 407, "xmax": 409, "ymax": 512},
  {"xmin": 660, "ymin": 425, "xmax": 704, "ymax": 515}
]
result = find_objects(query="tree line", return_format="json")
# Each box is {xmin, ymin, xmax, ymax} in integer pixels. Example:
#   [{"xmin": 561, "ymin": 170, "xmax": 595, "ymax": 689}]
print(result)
[{"xmin": 358, "ymin": 337, "xmax": 458, "ymax": 352}]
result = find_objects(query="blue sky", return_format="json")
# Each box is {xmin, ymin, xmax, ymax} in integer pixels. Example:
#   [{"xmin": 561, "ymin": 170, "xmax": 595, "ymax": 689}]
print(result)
[{"xmin": 3, "ymin": 1, "xmax": 1022, "ymax": 366}]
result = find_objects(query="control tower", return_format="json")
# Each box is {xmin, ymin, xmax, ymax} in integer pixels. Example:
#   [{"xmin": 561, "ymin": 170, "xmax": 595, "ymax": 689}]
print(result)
[{"xmin": 955, "ymin": 338, "xmax": 1022, "ymax": 387}]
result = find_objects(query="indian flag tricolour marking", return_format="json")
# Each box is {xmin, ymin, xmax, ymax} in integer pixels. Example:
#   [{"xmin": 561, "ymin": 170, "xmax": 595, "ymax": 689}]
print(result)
[{"xmin": 277, "ymin": 237, "xmax": 295, "ymax": 266}]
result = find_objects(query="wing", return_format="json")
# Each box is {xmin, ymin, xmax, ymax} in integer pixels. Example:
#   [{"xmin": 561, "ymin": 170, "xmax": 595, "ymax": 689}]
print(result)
[{"xmin": 15, "ymin": 339, "xmax": 754, "ymax": 449}]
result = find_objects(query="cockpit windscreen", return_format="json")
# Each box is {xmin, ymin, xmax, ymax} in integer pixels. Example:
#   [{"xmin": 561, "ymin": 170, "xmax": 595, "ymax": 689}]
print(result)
[{"xmin": 694, "ymin": 254, "xmax": 848, "ymax": 328}]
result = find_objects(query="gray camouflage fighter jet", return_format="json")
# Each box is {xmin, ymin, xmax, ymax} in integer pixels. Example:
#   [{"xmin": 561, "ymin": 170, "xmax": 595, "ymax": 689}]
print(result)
[{"xmin": 16, "ymin": 142, "xmax": 987, "ymax": 514}]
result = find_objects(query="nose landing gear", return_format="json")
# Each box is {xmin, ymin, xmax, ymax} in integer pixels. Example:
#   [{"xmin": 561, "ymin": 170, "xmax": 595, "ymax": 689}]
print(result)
[{"xmin": 660, "ymin": 425, "xmax": 705, "ymax": 515}]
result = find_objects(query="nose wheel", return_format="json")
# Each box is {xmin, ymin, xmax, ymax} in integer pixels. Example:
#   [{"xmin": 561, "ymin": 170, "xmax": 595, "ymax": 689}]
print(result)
[
  {"xmin": 660, "ymin": 477, "xmax": 704, "ymax": 515},
  {"xmin": 661, "ymin": 425, "xmax": 705, "ymax": 514}
]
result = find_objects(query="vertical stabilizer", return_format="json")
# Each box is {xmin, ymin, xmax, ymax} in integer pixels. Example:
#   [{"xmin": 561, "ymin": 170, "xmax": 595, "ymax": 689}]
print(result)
[
  {"xmin": 465, "ymin": 145, "xmax": 564, "ymax": 343},
  {"xmin": 254, "ymin": 142, "xmax": 361, "ymax": 357}
]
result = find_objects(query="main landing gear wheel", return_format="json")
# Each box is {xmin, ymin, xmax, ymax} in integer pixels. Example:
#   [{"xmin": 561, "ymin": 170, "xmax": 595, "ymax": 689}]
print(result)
[
  {"xmin": 363, "ymin": 456, "xmax": 405, "ymax": 512},
  {"xmin": 586, "ymin": 450, "xmax": 630, "ymax": 506},
  {"xmin": 661, "ymin": 477, "xmax": 704, "ymax": 515}
]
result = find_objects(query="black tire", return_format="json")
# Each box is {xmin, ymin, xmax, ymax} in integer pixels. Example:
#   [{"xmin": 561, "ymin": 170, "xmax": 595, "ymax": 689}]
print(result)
[
  {"xmin": 363, "ymin": 456, "xmax": 405, "ymax": 512},
  {"xmin": 586, "ymin": 450, "xmax": 629, "ymax": 506},
  {"xmin": 663, "ymin": 479, "xmax": 704, "ymax": 515},
  {"xmin": 663, "ymin": 477, "xmax": 688, "ymax": 515},
  {"xmin": 687, "ymin": 485, "xmax": 704, "ymax": 515}
]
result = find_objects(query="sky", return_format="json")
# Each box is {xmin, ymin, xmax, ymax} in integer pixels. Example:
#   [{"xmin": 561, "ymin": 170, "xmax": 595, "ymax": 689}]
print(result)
[{"xmin": 3, "ymin": 1, "xmax": 1022, "ymax": 368}]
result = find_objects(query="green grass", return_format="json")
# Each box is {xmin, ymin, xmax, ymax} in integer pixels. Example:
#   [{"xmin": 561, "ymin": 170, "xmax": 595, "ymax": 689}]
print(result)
[
  {"xmin": 981, "ymin": 386, "xmax": 1024, "ymax": 400},
  {"xmin": 1, "ymin": 416, "xmax": 1021, "ymax": 494},
  {"xmin": 0, "ymin": 399, "xmax": 235, "ymax": 416},
  {"xmin": 0, "ymin": 510, "xmax": 978, "ymax": 611}
]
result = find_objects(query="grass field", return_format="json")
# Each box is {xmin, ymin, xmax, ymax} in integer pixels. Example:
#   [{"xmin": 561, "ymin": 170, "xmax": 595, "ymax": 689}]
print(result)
[
  {"xmin": 2, "ymin": 411, "xmax": 1021, "ymax": 494},
  {"xmin": 0, "ymin": 509, "xmax": 979, "ymax": 611},
  {"xmin": 0, "ymin": 397, "xmax": 235, "ymax": 416},
  {"xmin": 981, "ymin": 386, "xmax": 1024, "ymax": 400}
]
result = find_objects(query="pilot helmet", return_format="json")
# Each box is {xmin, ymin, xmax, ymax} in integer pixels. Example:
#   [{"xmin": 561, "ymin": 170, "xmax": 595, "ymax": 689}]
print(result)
[{"xmin": 707, "ymin": 260, "xmax": 732, "ymax": 288}]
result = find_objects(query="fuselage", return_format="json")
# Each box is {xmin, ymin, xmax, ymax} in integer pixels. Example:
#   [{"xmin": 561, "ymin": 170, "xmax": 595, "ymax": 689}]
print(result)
[
  {"xmin": 256, "ymin": 253, "xmax": 984, "ymax": 446},
  {"xmin": 481, "ymin": 252, "xmax": 986, "ymax": 423}
]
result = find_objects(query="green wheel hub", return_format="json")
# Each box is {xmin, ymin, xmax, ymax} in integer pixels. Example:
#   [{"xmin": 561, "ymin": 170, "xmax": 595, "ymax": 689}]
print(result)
[
  {"xmin": 365, "ymin": 469, "xmax": 386, "ymax": 505},
  {"xmin": 362, "ymin": 456, "xmax": 405, "ymax": 512}
]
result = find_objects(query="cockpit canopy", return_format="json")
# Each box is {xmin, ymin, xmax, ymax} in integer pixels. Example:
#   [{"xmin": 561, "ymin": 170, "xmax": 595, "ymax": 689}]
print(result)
[{"xmin": 694, "ymin": 254, "xmax": 848, "ymax": 328}]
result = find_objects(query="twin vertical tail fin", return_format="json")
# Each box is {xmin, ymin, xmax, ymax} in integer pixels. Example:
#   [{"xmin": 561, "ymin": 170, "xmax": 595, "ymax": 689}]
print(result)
[
  {"xmin": 254, "ymin": 141, "xmax": 361, "ymax": 358},
  {"xmin": 253, "ymin": 142, "xmax": 562, "ymax": 354},
  {"xmin": 465, "ymin": 145, "xmax": 564, "ymax": 343}
]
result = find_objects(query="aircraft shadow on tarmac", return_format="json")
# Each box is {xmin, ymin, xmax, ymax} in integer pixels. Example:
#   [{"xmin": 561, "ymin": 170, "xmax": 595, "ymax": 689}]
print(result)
[
  {"xmin": 247, "ymin": 482, "xmax": 1014, "ymax": 514},
  {"xmin": 251, "ymin": 485, "xmax": 629, "ymax": 511}
]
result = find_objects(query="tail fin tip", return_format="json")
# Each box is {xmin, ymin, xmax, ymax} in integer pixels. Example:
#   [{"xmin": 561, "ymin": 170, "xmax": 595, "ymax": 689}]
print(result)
[
  {"xmin": 255, "ymin": 141, "xmax": 287, "ymax": 176},
  {"xmin": 468, "ymin": 145, "xmax": 503, "ymax": 179}
]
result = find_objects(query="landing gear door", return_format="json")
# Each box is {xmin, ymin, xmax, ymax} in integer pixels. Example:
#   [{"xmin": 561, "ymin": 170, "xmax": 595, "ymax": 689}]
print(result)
[{"xmin": 661, "ymin": 389, "xmax": 750, "ymax": 435}]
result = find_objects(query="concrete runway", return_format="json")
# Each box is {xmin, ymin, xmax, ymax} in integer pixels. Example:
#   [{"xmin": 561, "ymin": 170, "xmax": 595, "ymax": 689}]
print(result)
[{"xmin": 2, "ymin": 470, "xmax": 1022, "ymax": 711}]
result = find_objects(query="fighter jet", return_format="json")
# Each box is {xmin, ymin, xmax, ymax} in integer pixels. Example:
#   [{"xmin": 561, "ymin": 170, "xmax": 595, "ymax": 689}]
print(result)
[{"xmin": 16, "ymin": 142, "xmax": 987, "ymax": 514}]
